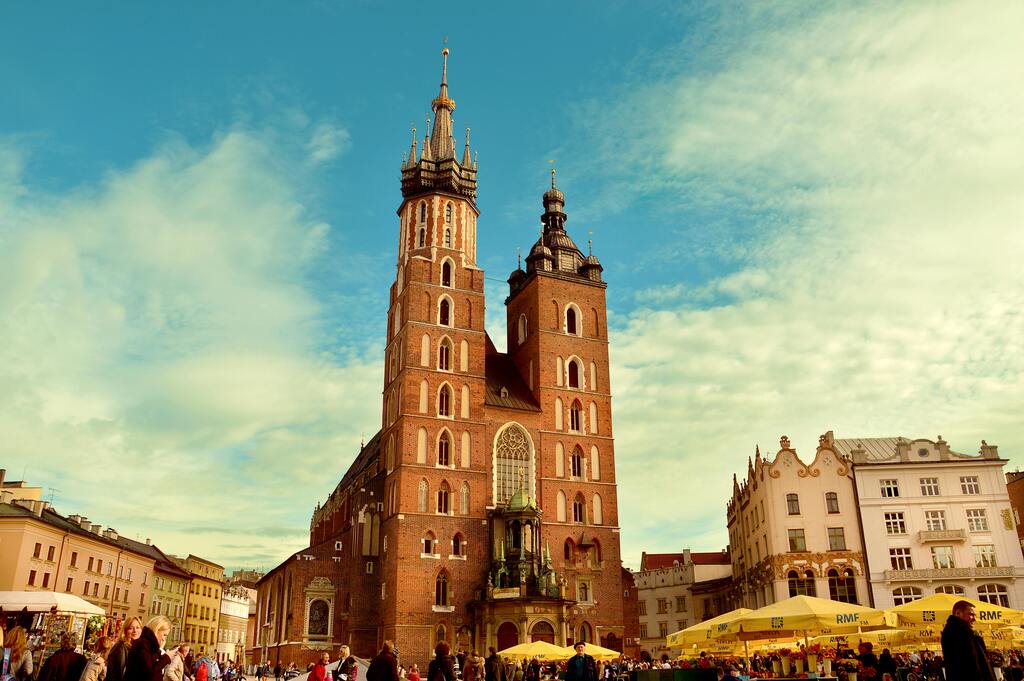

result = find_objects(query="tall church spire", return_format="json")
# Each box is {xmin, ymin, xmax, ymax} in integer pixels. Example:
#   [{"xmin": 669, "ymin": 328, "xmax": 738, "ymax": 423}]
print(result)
[{"xmin": 430, "ymin": 48, "xmax": 456, "ymax": 159}]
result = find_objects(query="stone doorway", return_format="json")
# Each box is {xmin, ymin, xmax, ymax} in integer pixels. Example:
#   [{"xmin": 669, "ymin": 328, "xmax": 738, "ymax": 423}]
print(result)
[
  {"xmin": 530, "ymin": 621, "xmax": 555, "ymax": 643},
  {"xmin": 497, "ymin": 622, "xmax": 519, "ymax": 651}
]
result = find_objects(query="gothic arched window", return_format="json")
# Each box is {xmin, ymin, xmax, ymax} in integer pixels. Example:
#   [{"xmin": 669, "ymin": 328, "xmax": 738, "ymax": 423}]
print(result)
[
  {"xmin": 441, "ymin": 260, "xmax": 453, "ymax": 287},
  {"xmin": 437, "ymin": 431, "xmax": 451, "ymax": 467},
  {"xmin": 439, "ymin": 298, "xmax": 452, "ymax": 327},
  {"xmin": 445, "ymin": 204, "xmax": 453, "ymax": 224},
  {"xmin": 452, "ymin": 533, "xmax": 464, "ymax": 556},
  {"xmin": 307, "ymin": 599, "xmax": 329, "ymax": 637},
  {"xmin": 418, "ymin": 228, "xmax": 426, "ymax": 248},
  {"xmin": 570, "ymin": 447, "xmax": 583, "ymax": 478},
  {"xmin": 572, "ymin": 494, "xmax": 585, "ymax": 524},
  {"xmin": 438, "ymin": 384, "xmax": 452, "ymax": 417},
  {"xmin": 420, "ymin": 202, "xmax": 427, "ymax": 223},
  {"xmin": 438, "ymin": 338, "xmax": 452, "ymax": 371},
  {"xmin": 417, "ymin": 479, "xmax": 428, "ymax": 513},
  {"xmin": 494, "ymin": 424, "xmax": 532, "ymax": 506},
  {"xmin": 437, "ymin": 481, "xmax": 451, "ymax": 515},
  {"xmin": 565, "ymin": 305, "xmax": 580, "ymax": 335},
  {"xmin": 564, "ymin": 539, "xmax": 574, "ymax": 561},
  {"xmin": 460, "ymin": 482, "xmax": 470, "ymax": 515},
  {"xmin": 568, "ymin": 359, "xmax": 580, "ymax": 389},
  {"xmin": 569, "ymin": 400, "xmax": 583, "ymax": 432},
  {"xmin": 435, "ymin": 572, "xmax": 449, "ymax": 606}
]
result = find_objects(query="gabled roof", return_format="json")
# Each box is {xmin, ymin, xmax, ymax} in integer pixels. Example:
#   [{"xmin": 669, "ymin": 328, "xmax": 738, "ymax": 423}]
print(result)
[
  {"xmin": 483, "ymin": 335, "xmax": 541, "ymax": 412},
  {"xmin": 640, "ymin": 551, "xmax": 731, "ymax": 571}
]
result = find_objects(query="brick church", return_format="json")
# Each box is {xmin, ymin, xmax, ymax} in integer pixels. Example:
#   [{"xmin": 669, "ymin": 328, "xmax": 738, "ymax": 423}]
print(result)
[{"xmin": 254, "ymin": 50, "xmax": 624, "ymax": 668}]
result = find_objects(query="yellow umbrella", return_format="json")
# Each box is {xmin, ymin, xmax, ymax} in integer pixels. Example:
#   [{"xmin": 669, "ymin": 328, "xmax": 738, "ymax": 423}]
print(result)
[
  {"xmin": 982, "ymin": 626, "xmax": 1024, "ymax": 650},
  {"xmin": 498, "ymin": 641, "xmax": 572, "ymax": 661},
  {"xmin": 667, "ymin": 608, "xmax": 753, "ymax": 648},
  {"xmin": 722, "ymin": 596, "xmax": 893, "ymax": 638},
  {"xmin": 889, "ymin": 594, "xmax": 1024, "ymax": 629},
  {"xmin": 559, "ymin": 643, "xmax": 621, "ymax": 661},
  {"xmin": 811, "ymin": 629, "xmax": 918, "ymax": 648}
]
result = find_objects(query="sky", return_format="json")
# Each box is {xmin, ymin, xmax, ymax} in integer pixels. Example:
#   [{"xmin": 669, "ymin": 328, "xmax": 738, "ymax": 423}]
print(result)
[{"xmin": 1, "ymin": 1, "xmax": 1022, "ymax": 573}]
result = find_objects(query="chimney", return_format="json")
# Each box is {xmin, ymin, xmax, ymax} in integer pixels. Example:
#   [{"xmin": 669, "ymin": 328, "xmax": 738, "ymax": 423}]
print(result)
[
  {"xmin": 0, "ymin": 468, "xmax": 5, "ymax": 486},
  {"xmin": 0, "ymin": 490, "xmax": 12, "ymax": 504},
  {"xmin": 79, "ymin": 517, "xmax": 91, "ymax": 530},
  {"xmin": 145, "ymin": 538, "xmax": 152, "ymax": 545},
  {"xmin": 103, "ymin": 528, "xmax": 119, "ymax": 540},
  {"xmin": 91, "ymin": 524, "xmax": 102, "ymax": 535},
  {"xmin": 69, "ymin": 514, "xmax": 82, "ymax": 524}
]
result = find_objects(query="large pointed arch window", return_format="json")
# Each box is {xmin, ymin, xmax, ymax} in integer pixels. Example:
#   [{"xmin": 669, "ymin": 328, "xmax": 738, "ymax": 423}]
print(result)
[
  {"xmin": 569, "ymin": 400, "xmax": 583, "ymax": 432},
  {"xmin": 494, "ymin": 423, "xmax": 532, "ymax": 506},
  {"xmin": 435, "ymin": 571, "xmax": 449, "ymax": 606},
  {"xmin": 441, "ymin": 260, "xmax": 453, "ymax": 287},
  {"xmin": 572, "ymin": 494, "xmax": 586, "ymax": 524},
  {"xmin": 438, "ymin": 384, "xmax": 452, "ymax": 417},
  {"xmin": 570, "ymin": 447, "xmax": 583, "ymax": 479},
  {"xmin": 439, "ymin": 298, "xmax": 452, "ymax": 327},
  {"xmin": 437, "ymin": 481, "xmax": 451, "ymax": 515},
  {"xmin": 438, "ymin": 338, "xmax": 452, "ymax": 371}
]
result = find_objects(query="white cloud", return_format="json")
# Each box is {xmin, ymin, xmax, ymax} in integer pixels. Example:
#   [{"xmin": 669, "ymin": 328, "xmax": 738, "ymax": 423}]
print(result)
[
  {"xmin": 306, "ymin": 122, "xmax": 351, "ymax": 164},
  {"xmin": 0, "ymin": 128, "xmax": 378, "ymax": 569},
  {"xmin": 591, "ymin": 1, "xmax": 1024, "ymax": 565}
]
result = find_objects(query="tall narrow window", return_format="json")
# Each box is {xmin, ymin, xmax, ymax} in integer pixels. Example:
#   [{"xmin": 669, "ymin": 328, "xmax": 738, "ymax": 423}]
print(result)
[
  {"xmin": 460, "ymin": 482, "xmax": 470, "ymax": 515},
  {"xmin": 444, "ymin": 228, "xmax": 452, "ymax": 248},
  {"xmin": 418, "ymin": 479, "xmax": 429, "ymax": 513},
  {"xmin": 420, "ymin": 202, "xmax": 427, "ymax": 222},
  {"xmin": 570, "ymin": 448, "xmax": 583, "ymax": 478},
  {"xmin": 572, "ymin": 494, "xmax": 585, "ymax": 524},
  {"xmin": 435, "ymin": 573, "xmax": 449, "ymax": 606},
  {"xmin": 568, "ymin": 360, "xmax": 580, "ymax": 388},
  {"xmin": 517, "ymin": 314, "xmax": 528, "ymax": 344},
  {"xmin": 786, "ymin": 494, "xmax": 800, "ymax": 515},
  {"xmin": 825, "ymin": 492, "xmax": 839, "ymax": 514},
  {"xmin": 439, "ymin": 298, "xmax": 451, "ymax": 326},
  {"xmin": 441, "ymin": 260, "xmax": 453, "ymax": 287},
  {"xmin": 437, "ymin": 432, "xmax": 451, "ymax": 467},
  {"xmin": 828, "ymin": 568, "xmax": 857, "ymax": 604},
  {"xmin": 566, "ymin": 306, "xmax": 578, "ymax": 335},
  {"xmin": 418, "ymin": 228, "xmax": 426, "ymax": 248},
  {"xmin": 445, "ymin": 204, "xmax": 452, "ymax": 224},
  {"xmin": 438, "ymin": 338, "xmax": 452, "ymax": 371},
  {"xmin": 438, "ymin": 385, "xmax": 452, "ymax": 417},
  {"xmin": 452, "ymin": 534, "xmax": 463, "ymax": 556},
  {"xmin": 437, "ymin": 482, "xmax": 451, "ymax": 515},
  {"xmin": 569, "ymin": 400, "xmax": 583, "ymax": 432}
]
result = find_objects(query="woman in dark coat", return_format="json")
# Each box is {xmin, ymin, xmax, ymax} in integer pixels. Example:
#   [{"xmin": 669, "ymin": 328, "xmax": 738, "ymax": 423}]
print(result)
[
  {"xmin": 108, "ymin": 617, "xmax": 144, "ymax": 681},
  {"xmin": 427, "ymin": 642, "xmax": 455, "ymax": 681},
  {"xmin": 366, "ymin": 641, "xmax": 400, "ymax": 681},
  {"xmin": 124, "ymin": 616, "xmax": 173, "ymax": 681}
]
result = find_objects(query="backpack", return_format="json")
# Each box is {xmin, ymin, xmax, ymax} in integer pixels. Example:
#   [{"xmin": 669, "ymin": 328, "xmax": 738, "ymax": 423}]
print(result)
[{"xmin": 197, "ymin": 665, "xmax": 209, "ymax": 681}]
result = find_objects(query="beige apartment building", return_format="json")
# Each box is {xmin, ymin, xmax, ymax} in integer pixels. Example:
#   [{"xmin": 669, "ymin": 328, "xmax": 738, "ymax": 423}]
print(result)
[
  {"xmin": 0, "ymin": 499, "xmax": 155, "ymax": 619},
  {"xmin": 727, "ymin": 433, "xmax": 869, "ymax": 609},
  {"xmin": 217, "ymin": 584, "xmax": 254, "ymax": 664},
  {"xmin": 177, "ymin": 554, "xmax": 225, "ymax": 656},
  {"xmin": 634, "ymin": 550, "xmax": 731, "ymax": 660},
  {"xmin": 842, "ymin": 435, "xmax": 1024, "ymax": 608},
  {"xmin": 122, "ymin": 537, "xmax": 192, "ymax": 644}
]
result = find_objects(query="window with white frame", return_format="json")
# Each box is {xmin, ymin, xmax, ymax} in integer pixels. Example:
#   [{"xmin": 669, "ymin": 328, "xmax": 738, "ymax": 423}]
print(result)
[
  {"xmin": 889, "ymin": 547, "xmax": 913, "ymax": 570},
  {"xmin": 827, "ymin": 527, "xmax": 847, "ymax": 550},
  {"xmin": 936, "ymin": 584, "xmax": 965, "ymax": 595},
  {"xmin": 978, "ymin": 584, "xmax": 1009, "ymax": 607},
  {"xmin": 931, "ymin": 546, "xmax": 955, "ymax": 569},
  {"xmin": 569, "ymin": 400, "xmax": 583, "ymax": 432},
  {"xmin": 961, "ymin": 476, "xmax": 981, "ymax": 495},
  {"xmin": 786, "ymin": 494, "xmax": 800, "ymax": 515},
  {"xmin": 966, "ymin": 509, "xmax": 989, "ymax": 531},
  {"xmin": 572, "ymin": 495, "xmax": 586, "ymax": 523},
  {"xmin": 494, "ymin": 423, "xmax": 531, "ymax": 506},
  {"xmin": 880, "ymin": 479, "xmax": 900, "ymax": 497},
  {"xmin": 892, "ymin": 586, "xmax": 922, "ymax": 605},
  {"xmin": 788, "ymin": 529, "xmax": 807, "ymax": 552},
  {"xmin": 974, "ymin": 544, "xmax": 997, "ymax": 568},
  {"xmin": 885, "ymin": 512, "xmax": 907, "ymax": 535},
  {"xmin": 825, "ymin": 492, "xmax": 840, "ymax": 514},
  {"xmin": 925, "ymin": 510, "xmax": 947, "ymax": 531},
  {"xmin": 920, "ymin": 477, "xmax": 940, "ymax": 496}
]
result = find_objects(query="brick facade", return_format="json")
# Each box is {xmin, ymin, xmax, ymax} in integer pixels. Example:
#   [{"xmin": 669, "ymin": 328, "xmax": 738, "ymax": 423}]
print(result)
[{"xmin": 254, "ymin": 50, "xmax": 623, "ymax": 670}]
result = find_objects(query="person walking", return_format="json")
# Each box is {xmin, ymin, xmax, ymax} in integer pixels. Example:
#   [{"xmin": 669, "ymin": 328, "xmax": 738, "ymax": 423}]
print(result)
[
  {"xmin": 163, "ymin": 644, "xmax": 191, "ymax": 681},
  {"xmin": 273, "ymin": 664, "xmax": 282, "ymax": 681},
  {"xmin": 109, "ymin": 619, "xmax": 144, "ymax": 681},
  {"xmin": 38, "ymin": 632, "xmax": 88, "ymax": 681},
  {"xmin": 941, "ymin": 600, "xmax": 997, "ymax": 681},
  {"xmin": 124, "ymin": 616, "xmax": 174, "ymax": 681},
  {"xmin": 5, "ymin": 627, "xmax": 34, "ymax": 681},
  {"xmin": 80, "ymin": 636, "xmax": 115, "ymax": 681},
  {"xmin": 311, "ymin": 654, "xmax": 330, "ymax": 681},
  {"xmin": 427, "ymin": 643, "xmax": 455, "ymax": 681},
  {"xmin": 564, "ymin": 644, "xmax": 597, "ymax": 681},
  {"xmin": 366, "ymin": 642, "xmax": 399, "ymax": 681},
  {"xmin": 483, "ymin": 649, "xmax": 503, "ymax": 681}
]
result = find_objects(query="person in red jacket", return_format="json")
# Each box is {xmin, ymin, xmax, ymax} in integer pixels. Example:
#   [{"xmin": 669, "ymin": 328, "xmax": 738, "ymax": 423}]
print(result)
[
  {"xmin": 196, "ymin": 661, "xmax": 210, "ymax": 681},
  {"xmin": 311, "ymin": 653, "xmax": 331, "ymax": 681}
]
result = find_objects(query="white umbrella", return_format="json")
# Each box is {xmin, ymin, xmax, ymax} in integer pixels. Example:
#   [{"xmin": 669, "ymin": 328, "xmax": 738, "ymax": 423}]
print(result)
[{"xmin": 0, "ymin": 590, "xmax": 105, "ymax": 615}]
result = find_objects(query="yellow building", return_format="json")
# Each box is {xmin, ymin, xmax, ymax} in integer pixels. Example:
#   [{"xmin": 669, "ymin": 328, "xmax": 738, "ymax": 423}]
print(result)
[
  {"xmin": 0, "ymin": 499, "xmax": 155, "ymax": 620},
  {"xmin": 177, "ymin": 554, "xmax": 225, "ymax": 657}
]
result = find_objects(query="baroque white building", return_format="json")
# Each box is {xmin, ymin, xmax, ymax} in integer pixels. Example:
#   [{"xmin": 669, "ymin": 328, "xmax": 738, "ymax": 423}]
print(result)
[{"xmin": 839, "ymin": 435, "xmax": 1024, "ymax": 609}]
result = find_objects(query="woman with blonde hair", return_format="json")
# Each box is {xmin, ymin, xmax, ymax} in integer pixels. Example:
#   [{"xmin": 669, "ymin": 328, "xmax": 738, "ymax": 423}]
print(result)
[
  {"xmin": 124, "ymin": 616, "xmax": 173, "ymax": 681},
  {"xmin": 5, "ymin": 626, "xmax": 34, "ymax": 681},
  {"xmin": 108, "ymin": 617, "xmax": 144, "ymax": 681},
  {"xmin": 80, "ymin": 636, "xmax": 115, "ymax": 681}
]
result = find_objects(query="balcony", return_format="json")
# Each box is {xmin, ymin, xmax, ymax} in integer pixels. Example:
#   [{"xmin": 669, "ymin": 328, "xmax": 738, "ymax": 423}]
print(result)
[
  {"xmin": 917, "ymin": 529, "xmax": 966, "ymax": 543},
  {"xmin": 884, "ymin": 566, "xmax": 1014, "ymax": 581}
]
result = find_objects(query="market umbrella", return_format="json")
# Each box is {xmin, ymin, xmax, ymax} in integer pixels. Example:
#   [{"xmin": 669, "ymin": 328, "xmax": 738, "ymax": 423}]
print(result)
[
  {"xmin": 810, "ymin": 628, "xmax": 913, "ymax": 648},
  {"xmin": 559, "ymin": 642, "xmax": 621, "ymax": 661},
  {"xmin": 983, "ymin": 626, "xmax": 1024, "ymax": 650},
  {"xmin": 0, "ymin": 590, "xmax": 105, "ymax": 615},
  {"xmin": 666, "ymin": 608, "xmax": 753, "ymax": 648},
  {"xmin": 497, "ymin": 641, "xmax": 571, "ymax": 661},
  {"xmin": 888, "ymin": 594, "xmax": 1024, "ymax": 629},
  {"xmin": 721, "ymin": 595, "xmax": 893, "ymax": 639}
]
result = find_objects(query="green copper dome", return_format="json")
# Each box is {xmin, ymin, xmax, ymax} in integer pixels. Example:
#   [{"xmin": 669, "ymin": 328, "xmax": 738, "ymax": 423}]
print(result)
[{"xmin": 506, "ymin": 488, "xmax": 538, "ymax": 512}]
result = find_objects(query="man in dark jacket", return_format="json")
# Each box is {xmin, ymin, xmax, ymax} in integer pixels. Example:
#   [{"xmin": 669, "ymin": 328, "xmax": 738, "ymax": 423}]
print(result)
[
  {"xmin": 941, "ymin": 600, "xmax": 997, "ymax": 681},
  {"xmin": 38, "ymin": 633, "xmax": 87, "ymax": 681},
  {"xmin": 565, "ymin": 644, "xmax": 597, "ymax": 681},
  {"xmin": 484, "ymin": 648, "xmax": 505, "ymax": 681}
]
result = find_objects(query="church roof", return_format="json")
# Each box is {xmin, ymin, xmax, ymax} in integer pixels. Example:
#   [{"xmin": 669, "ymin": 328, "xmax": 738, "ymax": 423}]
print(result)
[{"xmin": 483, "ymin": 335, "xmax": 541, "ymax": 412}]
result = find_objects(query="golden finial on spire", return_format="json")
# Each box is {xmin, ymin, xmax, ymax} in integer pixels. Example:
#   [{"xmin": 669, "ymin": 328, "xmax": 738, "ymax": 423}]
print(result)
[{"xmin": 549, "ymin": 159, "xmax": 556, "ymax": 188}]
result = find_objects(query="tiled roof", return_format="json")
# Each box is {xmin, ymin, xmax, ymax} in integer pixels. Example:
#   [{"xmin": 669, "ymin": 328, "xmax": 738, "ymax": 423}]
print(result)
[
  {"xmin": 831, "ymin": 437, "xmax": 906, "ymax": 461},
  {"xmin": 483, "ymin": 336, "xmax": 541, "ymax": 412},
  {"xmin": 640, "ymin": 551, "xmax": 730, "ymax": 571},
  {"xmin": 118, "ymin": 536, "xmax": 191, "ymax": 579}
]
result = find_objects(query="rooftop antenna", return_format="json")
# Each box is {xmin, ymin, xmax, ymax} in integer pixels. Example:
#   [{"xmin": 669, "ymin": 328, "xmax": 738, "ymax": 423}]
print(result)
[
  {"xmin": 588, "ymin": 229, "xmax": 594, "ymax": 256},
  {"xmin": 46, "ymin": 487, "xmax": 60, "ymax": 505}
]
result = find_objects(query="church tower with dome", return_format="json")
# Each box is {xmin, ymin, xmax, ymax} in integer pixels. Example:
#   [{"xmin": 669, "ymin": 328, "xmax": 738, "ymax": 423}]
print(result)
[{"xmin": 253, "ymin": 49, "xmax": 623, "ymax": 667}]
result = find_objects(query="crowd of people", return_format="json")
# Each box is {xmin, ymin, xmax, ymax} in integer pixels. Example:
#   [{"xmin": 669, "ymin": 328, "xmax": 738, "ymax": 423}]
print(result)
[{"xmin": 1, "ymin": 616, "xmax": 247, "ymax": 681}]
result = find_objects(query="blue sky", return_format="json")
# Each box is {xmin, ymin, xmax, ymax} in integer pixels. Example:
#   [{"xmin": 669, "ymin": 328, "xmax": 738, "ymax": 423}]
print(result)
[{"xmin": 2, "ymin": 1, "xmax": 1022, "ymax": 571}]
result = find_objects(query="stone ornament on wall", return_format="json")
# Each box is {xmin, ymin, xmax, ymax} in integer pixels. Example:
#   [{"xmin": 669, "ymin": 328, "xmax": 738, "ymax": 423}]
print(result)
[{"xmin": 303, "ymin": 576, "xmax": 337, "ymax": 644}]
